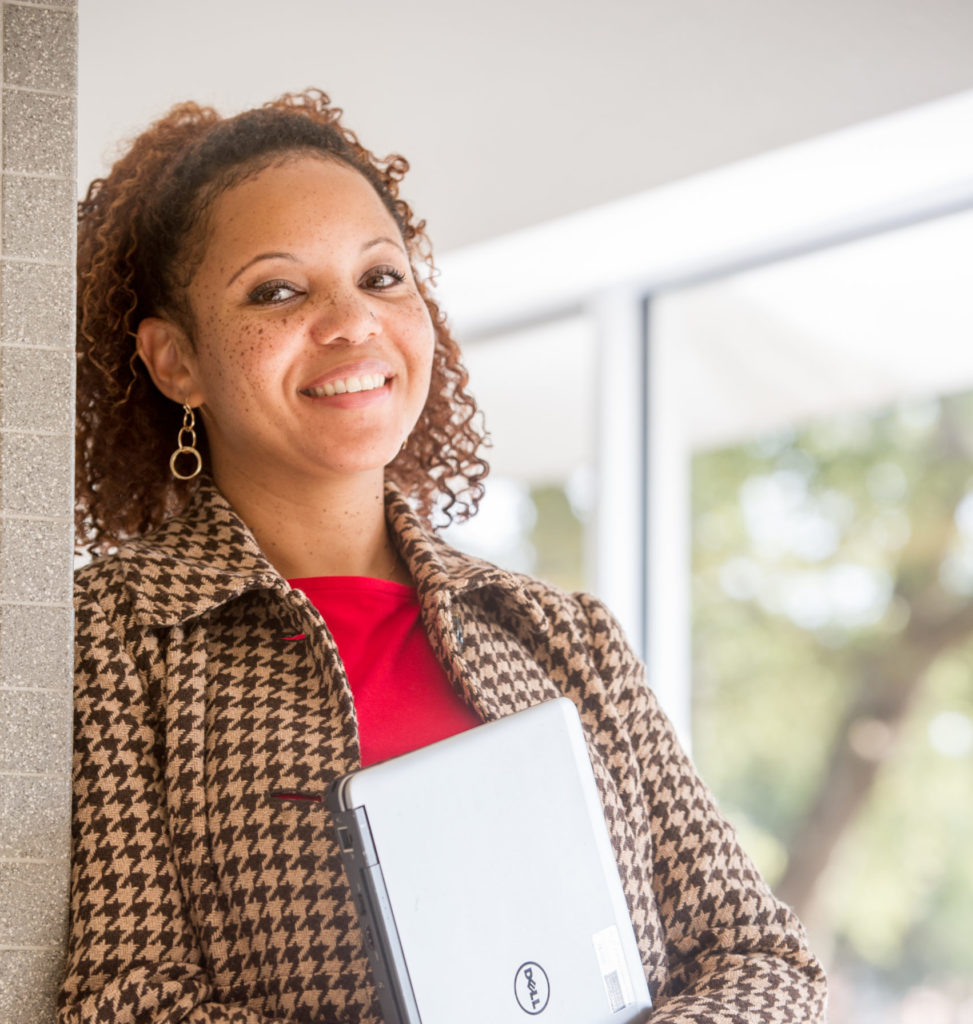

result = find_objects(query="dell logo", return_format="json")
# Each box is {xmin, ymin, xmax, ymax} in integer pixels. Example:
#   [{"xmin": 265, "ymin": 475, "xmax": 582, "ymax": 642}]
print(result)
[{"xmin": 514, "ymin": 962, "xmax": 550, "ymax": 1015}]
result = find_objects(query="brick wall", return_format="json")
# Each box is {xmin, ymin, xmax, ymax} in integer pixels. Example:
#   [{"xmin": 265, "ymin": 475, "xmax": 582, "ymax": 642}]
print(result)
[{"xmin": 0, "ymin": 2, "xmax": 77, "ymax": 1022}]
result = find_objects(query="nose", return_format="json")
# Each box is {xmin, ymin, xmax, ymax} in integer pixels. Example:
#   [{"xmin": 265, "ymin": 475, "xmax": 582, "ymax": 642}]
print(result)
[{"xmin": 309, "ymin": 286, "xmax": 377, "ymax": 346}]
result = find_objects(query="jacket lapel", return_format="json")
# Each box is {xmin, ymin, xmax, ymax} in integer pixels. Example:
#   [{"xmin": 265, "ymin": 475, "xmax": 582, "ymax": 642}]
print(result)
[
  {"xmin": 120, "ymin": 480, "xmax": 286, "ymax": 628},
  {"xmin": 384, "ymin": 487, "xmax": 558, "ymax": 722}
]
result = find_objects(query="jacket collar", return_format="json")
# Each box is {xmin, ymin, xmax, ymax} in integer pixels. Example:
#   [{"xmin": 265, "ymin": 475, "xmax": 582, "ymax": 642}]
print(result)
[
  {"xmin": 385, "ymin": 487, "xmax": 550, "ymax": 635},
  {"xmin": 120, "ymin": 479, "xmax": 282, "ymax": 627},
  {"xmin": 120, "ymin": 478, "xmax": 548, "ymax": 633}
]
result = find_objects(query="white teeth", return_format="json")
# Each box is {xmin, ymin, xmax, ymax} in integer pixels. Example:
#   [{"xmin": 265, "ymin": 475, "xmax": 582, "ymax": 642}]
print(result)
[{"xmin": 305, "ymin": 374, "xmax": 387, "ymax": 397}]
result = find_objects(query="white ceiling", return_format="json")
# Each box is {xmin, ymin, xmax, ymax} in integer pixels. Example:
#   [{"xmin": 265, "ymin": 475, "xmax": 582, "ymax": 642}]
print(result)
[{"xmin": 79, "ymin": 0, "xmax": 973, "ymax": 255}]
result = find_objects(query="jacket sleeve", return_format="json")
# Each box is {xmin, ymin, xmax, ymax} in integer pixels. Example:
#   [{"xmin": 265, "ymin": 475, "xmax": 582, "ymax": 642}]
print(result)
[
  {"xmin": 59, "ymin": 589, "xmax": 279, "ymax": 1024},
  {"xmin": 573, "ymin": 592, "xmax": 828, "ymax": 1024}
]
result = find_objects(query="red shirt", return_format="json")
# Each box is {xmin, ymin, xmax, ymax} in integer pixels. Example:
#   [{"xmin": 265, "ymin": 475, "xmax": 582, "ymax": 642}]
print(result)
[{"xmin": 289, "ymin": 576, "xmax": 481, "ymax": 766}]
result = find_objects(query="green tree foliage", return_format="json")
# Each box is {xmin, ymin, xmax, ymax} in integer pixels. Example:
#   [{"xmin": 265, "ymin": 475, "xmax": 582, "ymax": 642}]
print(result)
[
  {"xmin": 692, "ymin": 393, "xmax": 973, "ymax": 999},
  {"xmin": 528, "ymin": 483, "xmax": 587, "ymax": 594}
]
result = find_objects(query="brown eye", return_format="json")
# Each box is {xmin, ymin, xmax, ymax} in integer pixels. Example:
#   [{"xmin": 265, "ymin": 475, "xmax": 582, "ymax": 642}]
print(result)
[
  {"xmin": 248, "ymin": 280, "xmax": 303, "ymax": 304},
  {"xmin": 363, "ymin": 266, "xmax": 406, "ymax": 290}
]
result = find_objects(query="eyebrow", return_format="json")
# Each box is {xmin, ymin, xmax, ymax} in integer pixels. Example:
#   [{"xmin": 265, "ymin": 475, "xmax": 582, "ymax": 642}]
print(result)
[
  {"xmin": 362, "ymin": 235, "xmax": 405, "ymax": 254},
  {"xmin": 226, "ymin": 252, "xmax": 297, "ymax": 287},
  {"xmin": 225, "ymin": 237, "xmax": 406, "ymax": 288}
]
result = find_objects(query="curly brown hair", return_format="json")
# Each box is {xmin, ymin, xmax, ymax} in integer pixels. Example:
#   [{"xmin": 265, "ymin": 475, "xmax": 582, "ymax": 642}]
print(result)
[{"xmin": 76, "ymin": 88, "xmax": 488, "ymax": 555}]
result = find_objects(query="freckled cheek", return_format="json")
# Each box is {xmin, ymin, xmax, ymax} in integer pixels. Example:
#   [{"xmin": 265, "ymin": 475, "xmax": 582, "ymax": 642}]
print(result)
[
  {"xmin": 400, "ymin": 301, "xmax": 436, "ymax": 346},
  {"xmin": 416, "ymin": 320, "xmax": 437, "ymax": 367},
  {"xmin": 196, "ymin": 324, "xmax": 287, "ymax": 398}
]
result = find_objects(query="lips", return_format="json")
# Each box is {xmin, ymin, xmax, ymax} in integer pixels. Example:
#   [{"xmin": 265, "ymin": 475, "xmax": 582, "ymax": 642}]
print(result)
[{"xmin": 300, "ymin": 372, "xmax": 388, "ymax": 397}]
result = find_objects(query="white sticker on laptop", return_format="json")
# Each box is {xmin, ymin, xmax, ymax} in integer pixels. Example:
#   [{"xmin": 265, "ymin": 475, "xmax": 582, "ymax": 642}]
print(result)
[{"xmin": 592, "ymin": 925, "xmax": 635, "ymax": 1013}]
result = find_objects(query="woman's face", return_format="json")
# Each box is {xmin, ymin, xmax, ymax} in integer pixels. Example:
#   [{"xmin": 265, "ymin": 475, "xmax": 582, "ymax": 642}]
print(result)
[{"xmin": 177, "ymin": 155, "xmax": 435, "ymax": 496}]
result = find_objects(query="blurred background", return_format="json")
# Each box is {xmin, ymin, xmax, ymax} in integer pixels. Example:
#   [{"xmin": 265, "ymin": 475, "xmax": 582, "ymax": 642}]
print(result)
[{"xmin": 81, "ymin": 3, "xmax": 973, "ymax": 1020}]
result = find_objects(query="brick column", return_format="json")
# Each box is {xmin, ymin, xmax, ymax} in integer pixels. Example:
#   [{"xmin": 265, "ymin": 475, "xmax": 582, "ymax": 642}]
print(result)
[{"xmin": 0, "ymin": 3, "xmax": 77, "ymax": 1022}]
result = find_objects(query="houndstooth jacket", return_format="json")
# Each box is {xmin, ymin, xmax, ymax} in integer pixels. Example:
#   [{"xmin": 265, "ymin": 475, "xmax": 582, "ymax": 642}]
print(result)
[{"xmin": 62, "ymin": 479, "xmax": 827, "ymax": 1023}]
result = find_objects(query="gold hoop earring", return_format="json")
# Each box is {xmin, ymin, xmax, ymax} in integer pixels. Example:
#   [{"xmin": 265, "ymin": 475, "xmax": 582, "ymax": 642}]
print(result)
[{"xmin": 169, "ymin": 403, "xmax": 203, "ymax": 480}]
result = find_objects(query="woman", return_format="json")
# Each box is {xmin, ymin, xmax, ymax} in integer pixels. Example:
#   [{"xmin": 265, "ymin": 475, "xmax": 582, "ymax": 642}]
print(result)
[{"xmin": 66, "ymin": 90, "xmax": 827, "ymax": 1023}]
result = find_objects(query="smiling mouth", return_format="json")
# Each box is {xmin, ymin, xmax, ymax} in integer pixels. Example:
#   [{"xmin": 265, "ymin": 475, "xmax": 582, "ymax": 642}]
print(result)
[{"xmin": 301, "ymin": 373, "xmax": 388, "ymax": 397}]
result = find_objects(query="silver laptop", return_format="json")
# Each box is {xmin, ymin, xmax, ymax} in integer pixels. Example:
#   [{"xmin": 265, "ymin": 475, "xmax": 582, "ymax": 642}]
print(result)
[{"xmin": 326, "ymin": 697, "xmax": 652, "ymax": 1024}]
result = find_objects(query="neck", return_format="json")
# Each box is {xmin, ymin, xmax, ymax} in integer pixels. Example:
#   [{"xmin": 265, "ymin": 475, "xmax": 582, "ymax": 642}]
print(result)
[{"xmin": 212, "ymin": 468, "xmax": 408, "ymax": 583}]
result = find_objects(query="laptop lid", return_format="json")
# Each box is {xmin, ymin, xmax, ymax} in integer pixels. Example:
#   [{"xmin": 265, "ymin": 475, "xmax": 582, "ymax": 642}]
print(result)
[{"xmin": 327, "ymin": 697, "xmax": 652, "ymax": 1024}]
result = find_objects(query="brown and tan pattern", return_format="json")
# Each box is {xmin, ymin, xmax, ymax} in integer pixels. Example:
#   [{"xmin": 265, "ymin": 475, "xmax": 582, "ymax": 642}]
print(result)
[{"xmin": 62, "ymin": 480, "xmax": 827, "ymax": 1023}]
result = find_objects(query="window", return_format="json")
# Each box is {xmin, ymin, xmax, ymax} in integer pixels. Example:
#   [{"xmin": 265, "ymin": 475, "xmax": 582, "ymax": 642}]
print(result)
[
  {"xmin": 445, "ymin": 314, "xmax": 596, "ymax": 594},
  {"xmin": 655, "ymin": 210, "xmax": 973, "ymax": 1023}
]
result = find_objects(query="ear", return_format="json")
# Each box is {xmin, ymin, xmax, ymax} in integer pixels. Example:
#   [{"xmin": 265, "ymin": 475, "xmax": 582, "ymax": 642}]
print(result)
[{"xmin": 136, "ymin": 317, "xmax": 204, "ymax": 405}]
